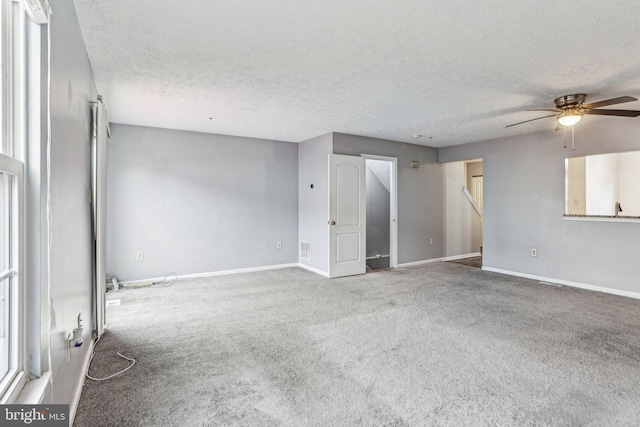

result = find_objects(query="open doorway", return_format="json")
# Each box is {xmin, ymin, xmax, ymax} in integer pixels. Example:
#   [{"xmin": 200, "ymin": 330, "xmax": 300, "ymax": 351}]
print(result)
[
  {"xmin": 363, "ymin": 155, "xmax": 397, "ymax": 271},
  {"xmin": 444, "ymin": 159, "xmax": 483, "ymax": 267},
  {"xmin": 466, "ymin": 159, "xmax": 483, "ymax": 256}
]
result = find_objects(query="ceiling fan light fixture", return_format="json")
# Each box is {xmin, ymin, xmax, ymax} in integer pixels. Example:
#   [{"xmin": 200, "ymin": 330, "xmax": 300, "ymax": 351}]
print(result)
[
  {"xmin": 558, "ymin": 111, "xmax": 582, "ymax": 127},
  {"xmin": 506, "ymin": 94, "xmax": 639, "ymax": 131}
]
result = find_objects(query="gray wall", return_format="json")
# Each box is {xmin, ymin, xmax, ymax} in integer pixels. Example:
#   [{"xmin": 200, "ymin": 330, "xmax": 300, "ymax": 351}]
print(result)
[
  {"xmin": 106, "ymin": 125, "xmax": 298, "ymax": 281},
  {"xmin": 298, "ymin": 133, "xmax": 332, "ymax": 273},
  {"xmin": 48, "ymin": 0, "xmax": 97, "ymax": 404},
  {"xmin": 333, "ymin": 133, "xmax": 445, "ymax": 264},
  {"xmin": 439, "ymin": 120, "xmax": 640, "ymax": 294},
  {"xmin": 365, "ymin": 162, "xmax": 390, "ymax": 257}
]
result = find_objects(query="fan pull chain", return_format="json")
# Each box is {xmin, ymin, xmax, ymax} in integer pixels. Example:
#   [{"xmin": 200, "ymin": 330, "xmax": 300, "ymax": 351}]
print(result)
[
  {"xmin": 572, "ymin": 125, "xmax": 575, "ymax": 151},
  {"xmin": 563, "ymin": 126, "xmax": 567, "ymax": 149}
]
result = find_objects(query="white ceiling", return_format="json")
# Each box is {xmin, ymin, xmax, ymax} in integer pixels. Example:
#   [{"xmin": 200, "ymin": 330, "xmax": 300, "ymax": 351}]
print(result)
[{"xmin": 73, "ymin": 0, "xmax": 640, "ymax": 147}]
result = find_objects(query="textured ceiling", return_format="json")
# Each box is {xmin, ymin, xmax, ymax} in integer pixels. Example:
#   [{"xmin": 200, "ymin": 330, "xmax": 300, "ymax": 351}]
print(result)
[{"xmin": 73, "ymin": 0, "xmax": 640, "ymax": 147}]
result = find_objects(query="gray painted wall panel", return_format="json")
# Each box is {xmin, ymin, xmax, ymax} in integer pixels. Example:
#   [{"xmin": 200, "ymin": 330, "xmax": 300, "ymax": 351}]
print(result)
[
  {"xmin": 106, "ymin": 125, "xmax": 298, "ymax": 281},
  {"xmin": 48, "ymin": 0, "xmax": 97, "ymax": 404},
  {"xmin": 439, "ymin": 121, "xmax": 640, "ymax": 293},
  {"xmin": 298, "ymin": 133, "xmax": 332, "ymax": 273},
  {"xmin": 332, "ymin": 133, "xmax": 445, "ymax": 264}
]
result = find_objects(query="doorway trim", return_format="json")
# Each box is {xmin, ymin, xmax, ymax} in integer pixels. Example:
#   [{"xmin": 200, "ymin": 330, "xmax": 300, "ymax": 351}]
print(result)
[
  {"xmin": 361, "ymin": 154, "xmax": 398, "ymax": 269},
  {"xmin": 91, "ymin": 99, "xmax": 108, "ymax": 338}
]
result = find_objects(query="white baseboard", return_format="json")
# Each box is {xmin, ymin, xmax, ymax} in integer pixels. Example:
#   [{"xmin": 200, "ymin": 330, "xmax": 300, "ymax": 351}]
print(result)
[
  {"xmin": 297, "ymin": 263, "xmax": 330, "ymax": 277},
  {"xmin": 397, "ymin": 252, "xmax": 481, "ymax": 268},
  {"xmin": 398, "ymin": 257, "xmax": 445, "ymax": 268},
  {"xmin": 120, "ymin": 263, "xmax": 299, "ymax": 285},
  {"xmin": 482, "ymin": 266, "xmax": 640, "ymax": 300},
  {"xmin": 442, "ymin": 252, "xmax": 481, "ymax": 262},
  {"xmin": 366, "ymin": 255, "xmax": 390, "ymax": 260},
  {"xmin": 70, "ymin": 339, "xmax": 95, "ymax": 425}
]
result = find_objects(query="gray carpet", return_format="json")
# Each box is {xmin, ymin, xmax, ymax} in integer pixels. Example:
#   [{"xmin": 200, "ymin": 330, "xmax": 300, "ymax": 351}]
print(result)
[{"xmin": 74, "ymin": 263, "xmax": 640, "ymax": 426}]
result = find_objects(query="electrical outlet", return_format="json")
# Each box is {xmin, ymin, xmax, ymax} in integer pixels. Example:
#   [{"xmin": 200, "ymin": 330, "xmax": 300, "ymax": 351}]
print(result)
[
  {"xmin": 276, "ymin": 241, "xmax": 282, "ymax": 249},
  {"xmin": 136, "ymin": 251, "xmax": 144, "ymax": 261},
  {"xmin": 530, "ymin": 248, "xmax": 537, "ymax": 257},
  {"xmin": 429, "ymin": 238, "xmax": 433, "ymax": 246}
]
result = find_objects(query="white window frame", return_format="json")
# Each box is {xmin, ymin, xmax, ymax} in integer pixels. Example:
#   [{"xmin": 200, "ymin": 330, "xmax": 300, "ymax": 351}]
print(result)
[
  {"xmin": 0, "ymin": 153, "xmax": 25, "ymax": 404},
  {"xmin": 0, "ymin": 0, "xmax": 29, "ymax": 403}
]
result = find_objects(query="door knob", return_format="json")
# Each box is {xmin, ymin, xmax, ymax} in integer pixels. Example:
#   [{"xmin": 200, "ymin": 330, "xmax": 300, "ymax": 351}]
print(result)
[{"xmin": 329, "ymin": 220, "xmax": 336, "ymax": 225}]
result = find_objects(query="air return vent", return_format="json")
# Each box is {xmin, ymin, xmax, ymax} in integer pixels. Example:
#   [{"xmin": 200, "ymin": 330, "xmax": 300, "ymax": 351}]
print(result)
[{"xmin": 300, "ymin": 241, "xmax": 311, "ymax": 260}]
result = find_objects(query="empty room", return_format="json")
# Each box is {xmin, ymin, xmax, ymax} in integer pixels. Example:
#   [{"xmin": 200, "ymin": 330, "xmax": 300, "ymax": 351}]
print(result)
[{"xmin": 2, "ymin": 0, "xmax": 640, "ymax": 426}]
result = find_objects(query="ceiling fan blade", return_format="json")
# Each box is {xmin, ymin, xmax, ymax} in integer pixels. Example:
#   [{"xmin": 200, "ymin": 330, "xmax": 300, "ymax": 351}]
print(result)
[
  {"xmin": 505, "ymin": 114, "xmax": 557, "ymax": 128},
  {"xmin": 582, "ymin": 96, "xmax": 637, "ymax": 109},
  {"xmin": 555, "ymin": 123, "xmax": 562, "ymax": 132},
  {"xmin": 526, "ymin": 109, "xmax": 560, "ymax": 112},
  {"xmin": 584, "ymin": 109, "xmax": 640, "ymax": 117}
]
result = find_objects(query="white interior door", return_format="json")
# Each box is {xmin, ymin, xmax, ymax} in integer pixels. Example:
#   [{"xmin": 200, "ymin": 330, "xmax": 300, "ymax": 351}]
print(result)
[{"xmin": 329, "ymin": 154, "xmax": 366, "ymax": 278}]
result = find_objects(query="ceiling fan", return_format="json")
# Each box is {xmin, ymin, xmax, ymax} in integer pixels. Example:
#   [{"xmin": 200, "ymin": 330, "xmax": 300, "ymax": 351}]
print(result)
[{"xmin": 505, "ymin": 94, "xmax": 640, "ymax": 149}]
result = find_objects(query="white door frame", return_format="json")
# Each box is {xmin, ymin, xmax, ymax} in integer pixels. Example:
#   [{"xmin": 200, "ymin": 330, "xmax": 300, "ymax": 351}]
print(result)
[
  {"xmin": 361, "ymin": 154, "xmax": 398, "ymax": 269},
  {"xmin": 91, "ymin": 100, "xmax": 108, "ymax": 338}
]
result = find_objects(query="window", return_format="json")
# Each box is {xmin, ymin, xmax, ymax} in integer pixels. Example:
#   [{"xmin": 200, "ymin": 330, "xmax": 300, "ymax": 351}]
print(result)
[
  {"xmin": 1, "ymin": 172, "xmax": 10, "ymax": 377},
  {"xmin": 0, "ymin": 0, "xmax": 27, "ymax": 403},
  {"xmin": 0, "ymin": 153, "xmax": 24, "ymax": 401}
]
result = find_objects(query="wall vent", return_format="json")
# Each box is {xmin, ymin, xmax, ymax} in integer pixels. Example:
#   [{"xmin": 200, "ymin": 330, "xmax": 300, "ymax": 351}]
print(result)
[{"xmin": 300, "ymin": 241, "xmax": 311, "ymax": 260}]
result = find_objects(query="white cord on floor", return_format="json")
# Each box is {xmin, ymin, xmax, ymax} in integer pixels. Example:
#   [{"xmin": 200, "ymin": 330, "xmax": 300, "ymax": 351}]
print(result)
[
  {"xmin": 152, "ymin": 271, "xmax": 178, "ymax": 287},
  {"xmin": 86, "ymin": 332, "xmax": 136, "ymax": 381},
  {"xmin": 86, "ymin": 352, "xmax": 135, "ymax": 382}
]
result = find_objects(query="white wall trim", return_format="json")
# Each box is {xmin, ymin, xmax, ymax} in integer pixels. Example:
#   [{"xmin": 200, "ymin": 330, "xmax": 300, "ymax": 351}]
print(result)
[
  {"xmin": 398, "ymin": 257, "xmax": 446, "ymax": 268},
  {"xmin": 15, "ymin": 371, "xmax": 50, "ymax": 404},
  {"xmin": 442, "ymin": 252, "xmax": 481, "ymax": 261},
  {"xmin": 70, "ymin": 340, "xmax": 95, "ymax": 425},
  {"xmin": 120, "ymin": 263, "xmax": 299, "ymax": 285},
  {"xmin": 297, "ymin": 263, "xmax": 330, "ymax": 277},
  {"xmin": 482, "ymin": 266, "xmax": 640, "ymax": 300},
  {"xmin": 462, "ymin": 186, "xmax": 482, "ymax": 216},
  {"xmin": 562, "ymin": 215, "xmax": 640, "ymax": 223},
  {"xmin": 398, "ymin": 253, "xmax": 481, "ymax": 268}
]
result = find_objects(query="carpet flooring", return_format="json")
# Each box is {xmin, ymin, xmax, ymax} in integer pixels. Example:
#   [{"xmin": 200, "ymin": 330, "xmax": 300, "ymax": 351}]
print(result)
[{"xmin": 74, "ymin": 263, "xmax": 640, "ymax": 426}]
